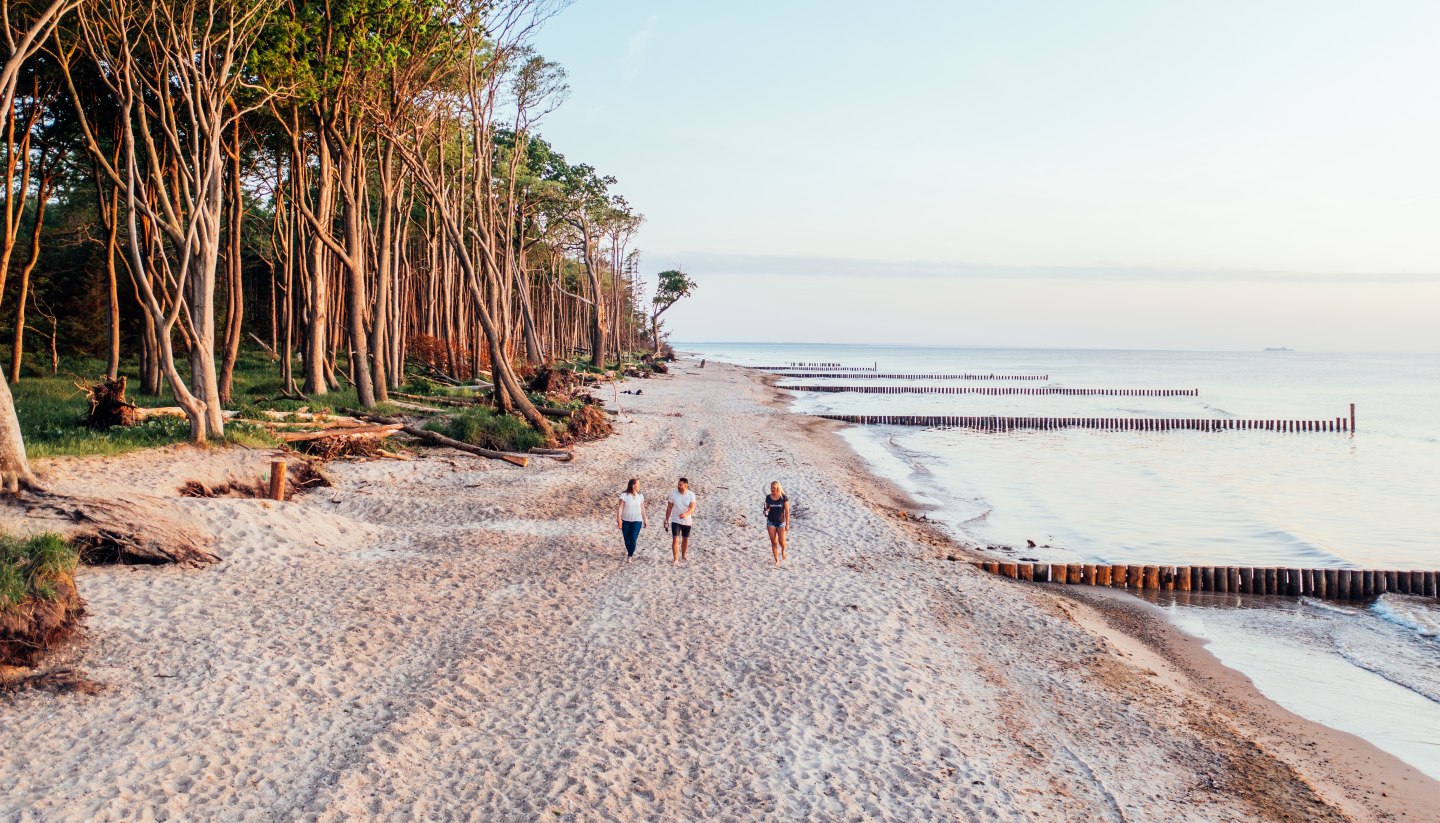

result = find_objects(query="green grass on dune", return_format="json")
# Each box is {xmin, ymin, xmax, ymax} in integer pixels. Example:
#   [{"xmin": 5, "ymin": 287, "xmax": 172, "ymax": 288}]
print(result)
[
  {"xmin": 7, "ymin": 347, "xmax": 634, "ymax": 460},
  {"xmin": 428, "ymin": 406, "xmax": 548, "ymax": 453},
  {"xmin": 0, "ymin": 532, "xmax": 78, "ymax": 611}
]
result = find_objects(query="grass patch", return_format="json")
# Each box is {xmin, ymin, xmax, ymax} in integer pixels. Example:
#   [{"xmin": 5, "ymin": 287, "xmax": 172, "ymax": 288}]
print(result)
[
  {"xmin": 429, "ymin": 406, "xmax": 547, "ymax": 452},
  {"xmin": 0, "ymin": 533, "xmax": 78, "ymax": 611},
  {"xmin": 8, "ymin": 349, "xmax": 538, "ymax": 458}
]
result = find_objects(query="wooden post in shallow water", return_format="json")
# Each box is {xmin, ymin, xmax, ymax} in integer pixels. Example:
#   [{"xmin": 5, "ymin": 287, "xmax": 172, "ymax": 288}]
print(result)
[
  {"xmin": 1176, "ymin": 566, "xmax": 1191, "ymax": 591},
  {"xmin": 1240, "ymin": 567, "xmax": 1254, "ymax": 594},
  {"xmin": 269, "ymin": 460, "xmax": 287, "ymax": 501},
  {"xmin": 1096, "ymin": 565, "xmax": 1113, "ymax": 586},
  {"xmin": 1350, "ymin": 403, "xmax": 1356, "ymax": 435},
  {"xmin": 1229, "ymin": 567, "xmax": 1241, "ymax": 593}
]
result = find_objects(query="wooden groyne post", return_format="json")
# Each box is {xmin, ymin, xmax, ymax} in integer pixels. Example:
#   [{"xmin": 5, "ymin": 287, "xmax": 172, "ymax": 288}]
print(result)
[
  {"xmin": 817, "ymin": 412, "xmax": 1353, "ymax": 433},
  {"xmin": 787, "ymin": 385, "xmax": 1198, "ymax": 397},
  {"xmin": 970, "ymin": 561, "xmax": 1438, "ymax": 601},
  {"xmin": 269, "ymin": 460, "xmax": 287, "ymax": 501}
]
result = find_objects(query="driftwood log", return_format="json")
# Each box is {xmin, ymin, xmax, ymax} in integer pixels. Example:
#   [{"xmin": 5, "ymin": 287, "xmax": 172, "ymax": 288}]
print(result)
[
  {"xmin": 277, "ymin": 423, "xmax": 403, "ymax": 443},
  {"xmin": 26, "ymin": 493, "xmax": 219, "ymax": 566},
  {"xmin": 528, "ymin": 447, "xmax": 574, "ymax": 462},
  {"xmin": 351, "ymin": 413, "xmax": 528, "ymax": 467},
  {"xmin": 390, "ymin": 392, "xmax": 478, "ymax": 407}
]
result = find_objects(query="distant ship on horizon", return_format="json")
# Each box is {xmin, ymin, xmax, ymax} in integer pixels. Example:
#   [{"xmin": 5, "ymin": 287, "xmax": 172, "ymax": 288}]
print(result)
[{"xmin": 1263, "ymin": 347, "xmax": 1294, "ymax": 352}]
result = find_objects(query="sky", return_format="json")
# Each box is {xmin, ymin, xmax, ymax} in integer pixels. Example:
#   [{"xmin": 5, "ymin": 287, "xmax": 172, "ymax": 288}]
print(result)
[{"xmin": 530, "ymin": 1, "xmax": 1440, "ymax": 352}]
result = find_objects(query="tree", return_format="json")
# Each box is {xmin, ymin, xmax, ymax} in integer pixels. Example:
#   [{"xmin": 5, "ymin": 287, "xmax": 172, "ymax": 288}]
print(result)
[
  {"xmin": 62, "ymin": 0, "xmax": 282, "ymax": 441},
  {"xmin": 0, "ymin": 0, "xmax": 76, "ymax": 491},
  {"xmin": 650, "ymin": 268, "xmax": 695, "ymax": 354}
]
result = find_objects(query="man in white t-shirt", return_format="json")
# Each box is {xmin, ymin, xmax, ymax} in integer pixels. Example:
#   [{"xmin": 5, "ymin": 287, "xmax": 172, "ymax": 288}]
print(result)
[{"xmin": 664, "ymin": 477, "xmax": 698, "ymax": 564}]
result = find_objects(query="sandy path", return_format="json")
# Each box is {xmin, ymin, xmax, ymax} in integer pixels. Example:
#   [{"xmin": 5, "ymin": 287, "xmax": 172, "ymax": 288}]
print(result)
[{"xmin": 0, "ymin": 363, "xmax": 1431, "ymax": 821}]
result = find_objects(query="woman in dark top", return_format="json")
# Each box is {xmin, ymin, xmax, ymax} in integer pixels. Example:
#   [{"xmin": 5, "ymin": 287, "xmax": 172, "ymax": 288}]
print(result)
[{"xmin": 763, "ymin": 481, "xmax": 789, "ymax": 564}]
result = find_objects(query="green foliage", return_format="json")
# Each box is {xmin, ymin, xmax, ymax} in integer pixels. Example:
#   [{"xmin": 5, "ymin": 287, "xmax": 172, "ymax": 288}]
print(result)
[
  {"xmin": 654, "ymin": 269, "xmax": 697, "ymax": 309},
  {"xmin": 429, "ymin": 407, "xmax": 545, "ymax": 453},
  {"xmin": 0, "ymin": 532, "xmax": 79, "ymax": 611}
]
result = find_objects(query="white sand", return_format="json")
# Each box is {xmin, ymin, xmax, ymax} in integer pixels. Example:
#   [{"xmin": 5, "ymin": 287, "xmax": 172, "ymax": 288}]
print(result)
[{"xmin": 0, "ymin": 362, "xmax": 1430, "ymax": 821}]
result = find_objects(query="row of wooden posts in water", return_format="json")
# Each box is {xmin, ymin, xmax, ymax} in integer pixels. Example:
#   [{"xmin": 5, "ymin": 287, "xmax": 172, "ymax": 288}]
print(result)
[
  {"xmin": 763, "ymin": 362, "xmax": 864, "ymax": 370},
  {"xmin": 973, "ymin": 559, "xmax": 1440, "ymax": 600},
  {"xmin": 789, "ymin": 385, "xmax": 1198, "ymax": 397},
  {"xmin": 819, "ymin": 411, "xmax": 1355, "ymax": 433},
  {"xmin": 764, "ymin": 372, "xmax": 1052, "ymax": 381}
]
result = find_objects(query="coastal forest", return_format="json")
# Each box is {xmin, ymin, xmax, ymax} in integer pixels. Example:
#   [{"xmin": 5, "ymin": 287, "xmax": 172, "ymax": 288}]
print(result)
[{"xmin": 0, "ymin": 0, "xmax": 693, "ymax": 489}]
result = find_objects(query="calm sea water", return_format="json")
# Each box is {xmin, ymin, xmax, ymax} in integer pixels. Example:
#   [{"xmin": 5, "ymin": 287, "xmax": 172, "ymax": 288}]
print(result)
[{"xmin": 683, "ymin": 341, "xmax": 1440, "ymax": 779}]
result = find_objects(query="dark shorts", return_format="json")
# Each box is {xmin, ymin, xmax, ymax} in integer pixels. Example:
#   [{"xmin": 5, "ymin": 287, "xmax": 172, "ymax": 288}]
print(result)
[
  {"xmin": 767, "ymin": 520, "xmax": 786, "ymax": 530},
  {"xmin": 670, "ymin": 522, "xmax": 692, "ymax": 538}
]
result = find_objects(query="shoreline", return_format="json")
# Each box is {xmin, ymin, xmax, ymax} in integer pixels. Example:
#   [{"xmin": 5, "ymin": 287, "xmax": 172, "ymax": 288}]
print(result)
[
  {"xmin": 0, "ymin": 359, "xmax": 1432, "ymax": 820},
  {"xmin": 752, "ymin": 361, "xmax": 1438, "ymax": 818}
]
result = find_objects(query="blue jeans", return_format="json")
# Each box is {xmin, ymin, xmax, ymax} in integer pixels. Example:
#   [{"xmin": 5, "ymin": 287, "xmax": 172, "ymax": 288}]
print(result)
[{"xmin": 621, "ymin": 521, "xmax": 643, "ymax": 556}]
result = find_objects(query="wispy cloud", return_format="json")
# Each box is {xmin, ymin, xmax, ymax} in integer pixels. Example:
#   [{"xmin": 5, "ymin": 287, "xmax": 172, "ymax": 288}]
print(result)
[
  {"xmin": 649, "ymin": 251, "xmax": 1440, "ymax": 284},
  {"xmin": 624, "ymin": 15, "xmax": 659, "ymax": 80}
]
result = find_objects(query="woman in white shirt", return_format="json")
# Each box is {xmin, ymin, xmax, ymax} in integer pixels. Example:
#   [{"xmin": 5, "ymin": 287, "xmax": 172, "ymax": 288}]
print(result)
[{"xmin": 616, "ymin": 479, "xmax": 647, "ymax": 562}]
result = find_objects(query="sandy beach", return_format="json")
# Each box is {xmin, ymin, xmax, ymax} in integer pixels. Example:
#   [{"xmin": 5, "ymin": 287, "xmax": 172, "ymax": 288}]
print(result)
[{"xmin": 1, "ymin": 361, "xmax": 1434, "ymax": 821}]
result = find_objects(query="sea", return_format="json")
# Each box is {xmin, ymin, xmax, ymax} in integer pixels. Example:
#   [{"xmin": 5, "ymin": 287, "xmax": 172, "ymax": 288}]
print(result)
[{"xmin": 682, "ymin": 341, "xmax": 1440, "ymax": 780}]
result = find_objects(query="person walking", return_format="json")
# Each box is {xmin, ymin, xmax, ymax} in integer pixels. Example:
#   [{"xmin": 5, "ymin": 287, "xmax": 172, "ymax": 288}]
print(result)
[
  {"xmin": 665, "ymin": 477, "xmax": 698, "ymax": 564},
  {"xmin": 763, "ymin": 481, "xmax": 789, "ymax": 564},
  {"xmin": 616, "ymin": 479, "xmax": 646, "ymax": 562}
]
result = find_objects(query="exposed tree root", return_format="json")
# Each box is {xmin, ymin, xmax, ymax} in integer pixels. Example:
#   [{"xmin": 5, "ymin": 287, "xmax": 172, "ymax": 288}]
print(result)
[
  {"xmin": 23, "ymin": 493, "xmax": 220, "ymax": 566},
  {"xmin": 0, "ymin": 576, "xmax": 84, "ymax": 668},
  {"xmin": 0, "ymin": 666, "xmax": 106, "ymax": 696}
]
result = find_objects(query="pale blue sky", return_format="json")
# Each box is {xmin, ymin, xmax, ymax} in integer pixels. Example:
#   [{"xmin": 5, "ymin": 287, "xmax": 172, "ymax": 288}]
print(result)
[{"xmin": 531, "ymin": 1, "xmax": 1440, "ymax": 351}]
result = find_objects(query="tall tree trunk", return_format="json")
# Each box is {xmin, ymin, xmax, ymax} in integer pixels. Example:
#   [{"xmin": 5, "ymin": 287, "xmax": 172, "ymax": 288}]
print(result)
[
  {"xmin": 8, "ymin": 159, "xmax": 51, "ymax": 384},
  {"xmin": 0, "ymin": 374, "xmax": 36, "ymax": 492},
  {"xmin": 370, "ymin": 141, "xmax": 398, "ymax": 402},
  {"xmin": 103, "ymin": 186, "xmax": 122, "ymax": 379},
  {"xmin": 218, "ymin": 112, "xmax": 244, "ymax": 405},
  {"xmin": 302, "ymin": 136, "xmax": 332, "ymax": 395}
]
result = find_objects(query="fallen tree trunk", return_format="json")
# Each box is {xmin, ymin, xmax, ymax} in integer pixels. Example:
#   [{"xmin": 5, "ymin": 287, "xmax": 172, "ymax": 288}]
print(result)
[
  {"xmin": 387, "ymin": 400, "xmax": 450, "ymax": 414},
  {"xmin": 391, "ymin": 392, "xmax": 478, "ymax": 408},
  {"xmin": 528, "ymin": 447, "xmax": 574, "ymax": 462},
  {"xmin": 26, "ymin": 493, "xmax": 220, "ymax": 566},
  {"xmin": 277, "ymin": 423, "xmax": 404, "ymax": 443},
  {"xmin": 349, "ymin": 412, "xmax": 528, "ymax": 467}
]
